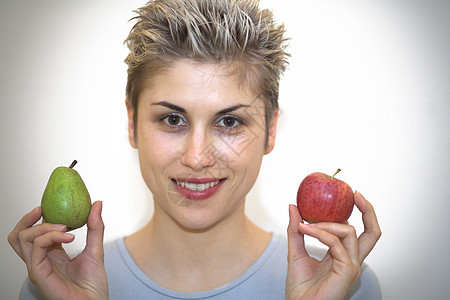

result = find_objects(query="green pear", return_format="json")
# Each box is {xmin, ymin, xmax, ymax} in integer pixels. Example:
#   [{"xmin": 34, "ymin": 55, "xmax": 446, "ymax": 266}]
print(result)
[{"xmin": 41, "ymin": 160, "xmax": 91, "ymax": 230}]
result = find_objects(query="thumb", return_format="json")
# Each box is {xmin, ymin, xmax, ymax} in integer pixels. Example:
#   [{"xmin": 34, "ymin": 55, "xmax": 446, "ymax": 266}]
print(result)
[
  {"xmin": 85, "ymin": 201, "xmax": 105, "ymax": 260},
  {"xmin": 287, "ymin": 204, "xmax": 309, "ymax": 263}
]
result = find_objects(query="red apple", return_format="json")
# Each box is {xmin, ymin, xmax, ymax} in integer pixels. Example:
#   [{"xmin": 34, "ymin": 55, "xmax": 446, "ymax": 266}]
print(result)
[{"xmin": 297, "ymin": 169, "xmax": 354, "ymax": 223}]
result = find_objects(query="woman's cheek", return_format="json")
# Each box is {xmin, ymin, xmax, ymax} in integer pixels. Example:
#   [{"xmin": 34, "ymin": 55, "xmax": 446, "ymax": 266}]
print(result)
[{"xmin": 217, "ymin": 130, "xmax": 258, "ymax": 155}]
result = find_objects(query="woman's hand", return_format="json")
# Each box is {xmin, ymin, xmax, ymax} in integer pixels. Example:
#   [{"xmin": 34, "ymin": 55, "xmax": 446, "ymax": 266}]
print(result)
[
  {"xmin": 285, "ymin": 191, "xmax": 381, "ymax": 300},
  {"xmin": 8, "ymin": 201, "xmax": 109, "ymax": 300}
]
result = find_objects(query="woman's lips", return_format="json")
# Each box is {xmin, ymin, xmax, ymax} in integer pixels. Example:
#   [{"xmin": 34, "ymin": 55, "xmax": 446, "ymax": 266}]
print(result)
[{"xmin": 172, "ymin": 178, "xmax": 226, "ymax": 200}]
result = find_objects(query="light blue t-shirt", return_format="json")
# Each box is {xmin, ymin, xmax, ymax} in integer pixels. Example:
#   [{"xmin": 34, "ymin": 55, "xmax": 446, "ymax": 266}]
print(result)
[{"xmin": 20, "ymin": 234, "xmax": 381, "ymax": 299}]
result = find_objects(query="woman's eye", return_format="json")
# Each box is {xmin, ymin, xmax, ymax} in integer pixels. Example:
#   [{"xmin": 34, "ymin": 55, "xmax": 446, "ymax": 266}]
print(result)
[
  {"xmin": 222, "ymin": 117, "xmax": 237, "ymax": 127},
  {"xmin": 216, "ymin": 115, "xmax": 243, "ymax": 132},
  {"xmin": 160, "ymin": 114, "xmax": 186, "ymax": 128}
]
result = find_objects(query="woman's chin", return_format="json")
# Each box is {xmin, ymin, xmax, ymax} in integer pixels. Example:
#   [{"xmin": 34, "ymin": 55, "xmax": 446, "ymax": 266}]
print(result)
[{"xmin": 173, "ymin": 213, "xmax": 222, "ymax": 232}]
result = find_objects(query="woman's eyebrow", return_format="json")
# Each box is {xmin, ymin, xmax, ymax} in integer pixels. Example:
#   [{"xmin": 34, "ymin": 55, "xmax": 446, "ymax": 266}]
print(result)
[
  {"xmin": 151, "ymin": 101, "xmax": 250, "ymax": 116},
  {"xmin": 151, "ymin": 101, "xmax": 187, "ymax": 113},
  {"xmin": 215, "ymin": 104, "xmax": 250, "ymax": 116}
]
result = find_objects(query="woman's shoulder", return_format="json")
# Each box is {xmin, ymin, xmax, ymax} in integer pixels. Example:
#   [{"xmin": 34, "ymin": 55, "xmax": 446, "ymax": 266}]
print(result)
[
  {"xmin": 103, "ymin": 237, "xmax": 131, "ymax": 274},
  {"xmin": 103, "ymin": 237, "xmax": 121, "ymax": 255}
]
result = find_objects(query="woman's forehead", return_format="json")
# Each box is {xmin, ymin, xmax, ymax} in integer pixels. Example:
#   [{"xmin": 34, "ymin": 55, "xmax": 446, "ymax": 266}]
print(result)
[{"xmin": 140, "ymin": 60, "xmax": 263, "ymax": 102}]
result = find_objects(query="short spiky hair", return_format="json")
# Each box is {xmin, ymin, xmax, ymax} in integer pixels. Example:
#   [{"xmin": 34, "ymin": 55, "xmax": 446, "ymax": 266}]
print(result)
[{"xmin": 124, "ymin": 0, "xmax": 289, "ymax": 141}]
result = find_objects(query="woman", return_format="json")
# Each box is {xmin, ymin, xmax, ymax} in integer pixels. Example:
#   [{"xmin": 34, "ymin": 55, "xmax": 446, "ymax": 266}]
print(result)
[{"xmin": 8, "ymin": 0, "xmax": 381, "ymax": 299}]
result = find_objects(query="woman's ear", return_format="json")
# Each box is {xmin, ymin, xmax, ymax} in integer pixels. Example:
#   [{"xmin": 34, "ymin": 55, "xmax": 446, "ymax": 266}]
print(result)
[
  {"xmin": 264, "ymin": 109, "xmax": 278, "ymax": 155},
  {"xmin": 126, "ymin": 98, "xmax": 137, "ymax": 148}
]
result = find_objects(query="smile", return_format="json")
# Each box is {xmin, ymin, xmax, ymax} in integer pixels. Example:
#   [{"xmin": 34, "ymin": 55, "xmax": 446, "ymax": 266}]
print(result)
[
  {"xmin": 171, "ymin": 178, "xmax": 226, "ymax": 200},
  {"xmin": 175, "ymin": 180, "xmax": 221, "ymax": 191}
]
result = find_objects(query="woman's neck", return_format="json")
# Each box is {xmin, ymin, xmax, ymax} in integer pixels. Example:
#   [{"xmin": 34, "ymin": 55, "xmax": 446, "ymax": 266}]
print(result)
[{"xmin": 124, "ymin": 201, "xmax": 271, "ymax": 293}]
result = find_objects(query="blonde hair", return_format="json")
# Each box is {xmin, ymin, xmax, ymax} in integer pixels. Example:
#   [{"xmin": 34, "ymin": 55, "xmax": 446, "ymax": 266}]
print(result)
[{"xmin": 124, "ymin": 0, "xmax": 289, "ymax": 141}]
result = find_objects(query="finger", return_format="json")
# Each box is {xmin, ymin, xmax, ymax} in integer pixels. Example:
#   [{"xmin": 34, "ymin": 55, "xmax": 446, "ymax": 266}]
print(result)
[
  {"xmin": 8, "ymin": 207, "xmax": 42, "ymax": 258},
  {"xmin": 299, "ymin": 223, "xmax": 362, "ymax": 284},
  {"xmin": 84, "ymin": 201, "xmax": 105, "ymax": 261},
  {"xmin": 354, "ymin": 191, "xmax": 382, "ymax": 263},
  {"xmin": 308, "ymin": 222, "xmax": 359, "ymax": 265},
  {"xmin": 18, "ymin": 223, "xmax": 67, "ymax": 264},
  {"xmin": 30, "ymin": 231, "xmax": 75, "ymax": 284},
  {"xmin": 298, "ymin": 223, "xmax": 352, "ymax": 267},
  {"xmin": 287, "ymin": 204, "xmax": 309, "ymax": 263}
]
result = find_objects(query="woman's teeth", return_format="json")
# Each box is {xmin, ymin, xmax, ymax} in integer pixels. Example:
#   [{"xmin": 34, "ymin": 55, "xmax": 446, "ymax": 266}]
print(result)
[{"xmin": 176, "ymin": 180, "xmax": 220, "ymax": 191}]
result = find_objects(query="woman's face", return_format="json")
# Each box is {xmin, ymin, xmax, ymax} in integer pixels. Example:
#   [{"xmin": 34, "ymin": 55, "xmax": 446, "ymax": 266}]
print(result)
[{"xmin": 127, "ymin": 59, "xmax": 278, "ymax": 230}]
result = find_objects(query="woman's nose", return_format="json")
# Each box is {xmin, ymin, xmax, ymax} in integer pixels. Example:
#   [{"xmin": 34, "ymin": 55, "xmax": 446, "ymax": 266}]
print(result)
[{"xmin": 180, "ymin": 130, "xmax": 217, "ymax": 172}]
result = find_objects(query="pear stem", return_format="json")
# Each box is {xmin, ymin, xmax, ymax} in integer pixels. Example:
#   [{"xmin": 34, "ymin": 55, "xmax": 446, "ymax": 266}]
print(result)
[
  {"xmin": 332, "ymin": 168, "xmax": 341, "ymax": 179},
  {"xmin": 69, "ymin": 160, "xmax": 78, "ymax": 169}
]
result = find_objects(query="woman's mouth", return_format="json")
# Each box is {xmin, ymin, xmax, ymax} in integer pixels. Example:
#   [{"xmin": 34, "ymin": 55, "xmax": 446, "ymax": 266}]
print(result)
[
  {"xmin": 175, "ymin": 180, "xmax": 221, "ymax": 191},
  {"xmin": 171, "ymin": 178, "xmax": 226, "ymax": 200}
]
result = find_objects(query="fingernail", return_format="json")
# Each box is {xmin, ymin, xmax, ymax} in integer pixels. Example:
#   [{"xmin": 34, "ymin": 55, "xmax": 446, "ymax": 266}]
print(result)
[
  {"xmin": 288, "ymin": 204, "xmax": 294, "ymax": 212},
  {"xmin": 52, "ymin": 224, "xmax": 66, "ymax": 230},
  {"xmin": 64, "ymin": 233, "xmax": 75, "ymax": 238}
]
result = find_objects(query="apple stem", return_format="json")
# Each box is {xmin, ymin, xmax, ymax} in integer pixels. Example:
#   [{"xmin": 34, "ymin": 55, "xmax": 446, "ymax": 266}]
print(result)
[
  {"xmin": 332, "ymin": 168, "xmax": 341, "ymax": 179},
  {"xmin": 69, "ymin": 160, "xmax": 78, "ymax": 169}
]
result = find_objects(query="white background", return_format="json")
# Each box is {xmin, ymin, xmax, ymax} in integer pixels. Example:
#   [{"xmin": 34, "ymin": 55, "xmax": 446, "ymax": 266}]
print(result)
[{"xmin": 1, "ymin": 0, "xmax": 449, "ymax": 299}]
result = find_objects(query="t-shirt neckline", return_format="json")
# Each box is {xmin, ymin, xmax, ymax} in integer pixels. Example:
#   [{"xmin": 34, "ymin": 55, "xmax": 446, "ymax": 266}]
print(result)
[{"xmin": 115, "ymin": 233, "xmax": 279, "ymax": 299}]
